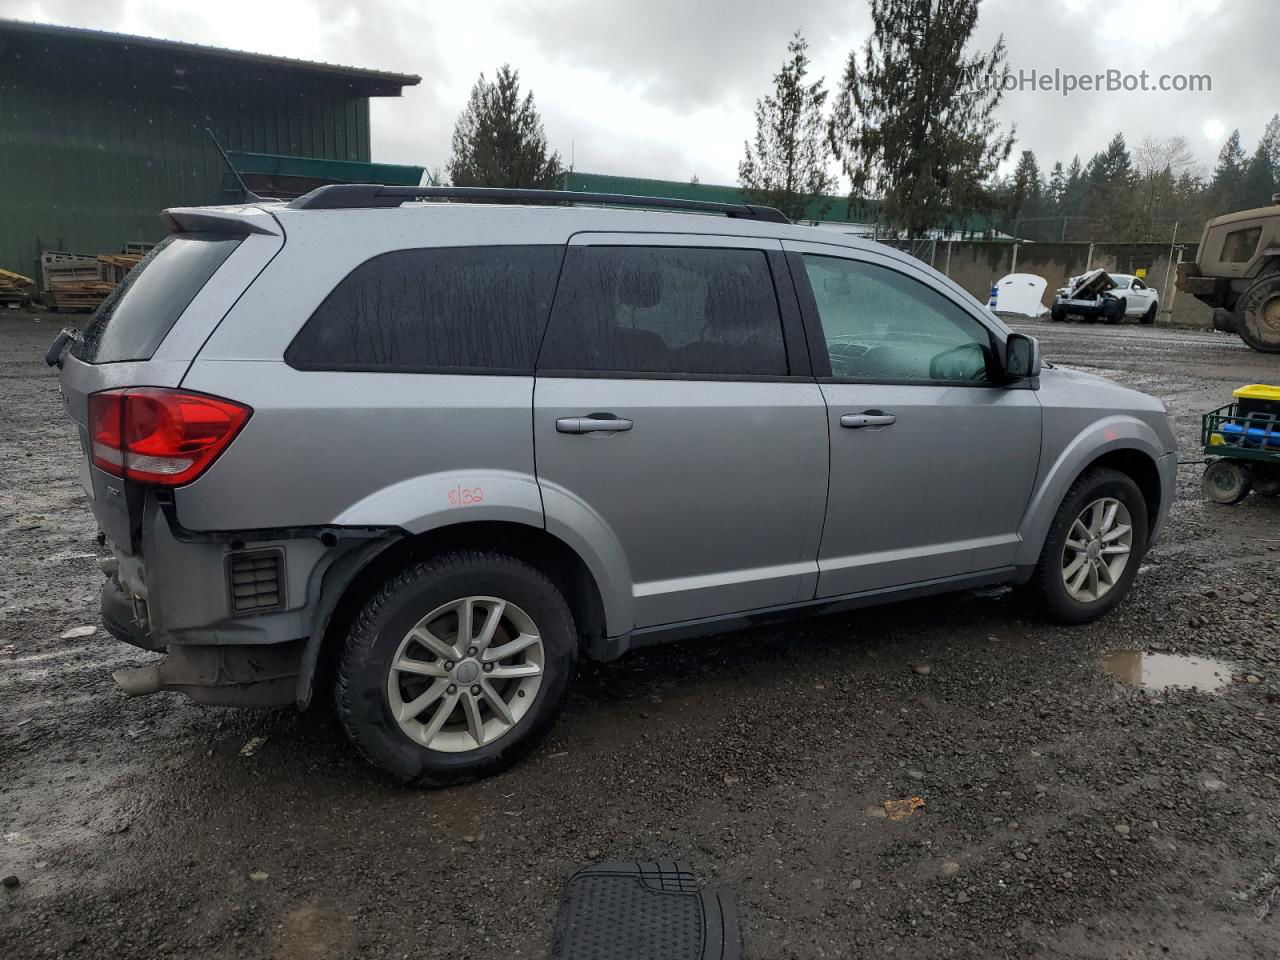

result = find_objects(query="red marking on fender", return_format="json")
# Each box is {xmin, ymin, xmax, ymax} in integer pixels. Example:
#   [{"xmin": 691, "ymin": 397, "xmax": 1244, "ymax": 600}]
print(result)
[
  {"xmin": 448, "ymin": 485, "xmax": 484, "ymax": 507},
  {"xmin": 1104, "ymin": 428, "xmax": 1119, "ymax": 441}
]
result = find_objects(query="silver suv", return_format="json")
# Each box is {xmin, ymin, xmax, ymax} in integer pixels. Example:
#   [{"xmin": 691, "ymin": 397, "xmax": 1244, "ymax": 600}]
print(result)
[{"xmin": 50, "ymin": 186, "xmax": 1177, "ymax": 785}]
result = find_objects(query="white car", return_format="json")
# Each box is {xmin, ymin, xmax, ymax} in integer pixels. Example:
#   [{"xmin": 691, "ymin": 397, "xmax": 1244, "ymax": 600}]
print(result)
[{"xmin": 1051, "ymin": 271, "xmax": 1159, "ymax": 325}]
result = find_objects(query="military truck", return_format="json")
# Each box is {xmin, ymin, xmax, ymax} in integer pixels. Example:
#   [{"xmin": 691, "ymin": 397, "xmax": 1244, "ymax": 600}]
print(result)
[{"xmin": 1177, "ymin": 196, "xmax": 1280, "ymax": 353}]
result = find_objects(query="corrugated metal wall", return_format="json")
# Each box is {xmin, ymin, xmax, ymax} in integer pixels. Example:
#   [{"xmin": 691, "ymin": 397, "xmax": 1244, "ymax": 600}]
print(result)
[{"xmin": 0, "ymin": 30, "xmax": 373, "ymax": 279}]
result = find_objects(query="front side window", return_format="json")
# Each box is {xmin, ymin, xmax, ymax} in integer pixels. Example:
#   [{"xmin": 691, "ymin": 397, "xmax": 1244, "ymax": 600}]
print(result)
[
  {"xmin": 802, "ymin": 255, "xmax": 995, "ymax": 383},
  {"xmin": 285, "ymin": 245, "xmax": 564, "ymax": 373},
  {"xmin": 1221, "ymin": 227, "xmax": 1261, "ymax": 264},
  {"xmin": 537, "ymin": 246, "xmax": 788, "ymax": 377}
]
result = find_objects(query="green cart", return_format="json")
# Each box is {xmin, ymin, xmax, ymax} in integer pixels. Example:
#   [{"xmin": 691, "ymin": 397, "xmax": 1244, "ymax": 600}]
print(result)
[{"xmin": 1201, "ymin": 384, "xmax": 1280, "ymax": 504}]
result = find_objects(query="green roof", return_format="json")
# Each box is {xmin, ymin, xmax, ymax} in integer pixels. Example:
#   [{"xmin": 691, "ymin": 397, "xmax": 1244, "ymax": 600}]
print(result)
[
  {"xmin": 562, "ymin": 171, "xmax": 997, "ymax": 235},
  {"xmin": 562, "ymin": 171, "xmax": 881, "ymax": 224}
]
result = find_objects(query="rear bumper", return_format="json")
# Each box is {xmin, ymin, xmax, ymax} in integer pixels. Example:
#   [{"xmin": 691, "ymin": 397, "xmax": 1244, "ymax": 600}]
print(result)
[
  {"xmin": 112, "ymin": 640, "xmax": 305, "ymax": 708},
  {"xmin": 94, "ymin": 492, "xmax": 400, "ymax": 708}
]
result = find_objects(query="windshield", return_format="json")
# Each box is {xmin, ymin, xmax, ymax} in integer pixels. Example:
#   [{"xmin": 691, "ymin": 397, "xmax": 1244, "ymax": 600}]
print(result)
[{"xmin": 71, "ymin": 233, "xmax": 241, "ymax": 363}]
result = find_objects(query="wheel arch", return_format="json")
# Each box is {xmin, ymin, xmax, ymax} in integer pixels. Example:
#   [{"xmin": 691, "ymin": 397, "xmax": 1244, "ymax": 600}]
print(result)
[
  {"xmin": 1015, "ymin": 422, "xmax": 1167, "ymax": 568},
  {"xmin": 296, "ymin": 520, "xmax": 610, "ymax": 709}
]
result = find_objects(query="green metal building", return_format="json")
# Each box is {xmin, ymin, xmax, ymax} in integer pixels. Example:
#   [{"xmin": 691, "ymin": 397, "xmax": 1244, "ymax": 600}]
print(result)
[
  {"xmin": 562, "ymin": 171, "xmax": 997, "ymax": 237},
  {"xmin": 562, "ymin": 171, "xmax": 884, "ymax": 227},
  {"xmin": 0, "ymin": 20, "xmax": 421, "ymax": 279}
]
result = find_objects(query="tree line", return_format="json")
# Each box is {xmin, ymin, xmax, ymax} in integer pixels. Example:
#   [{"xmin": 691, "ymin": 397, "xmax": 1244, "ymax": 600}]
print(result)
[
  {"xmin": 440, "ymin": 0, "xmax": 1274, "ymax": 243},
  {"xmin": 992, "ymin": 122, "xmax": 1279, "ymax": 243}
]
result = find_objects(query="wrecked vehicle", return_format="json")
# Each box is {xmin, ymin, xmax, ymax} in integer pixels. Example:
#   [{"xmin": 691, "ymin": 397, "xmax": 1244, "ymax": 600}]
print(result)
[
  {"xmin": 1177, "ymin": 197, "xmax": 1280, "ymax": 353},
  {"xmin": 1050, "ymin": 269, "xmax": 1159, "ymax": 325},
  {"xmin": 47, "ymin": 185, "xmax": 1176, "ymax": 786}
]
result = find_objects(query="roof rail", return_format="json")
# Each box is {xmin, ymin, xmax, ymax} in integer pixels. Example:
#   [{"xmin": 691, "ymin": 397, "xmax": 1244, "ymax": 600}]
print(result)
[{"xmin": 287, "ymin": 183, "xmax": 791, "ymax": 223}]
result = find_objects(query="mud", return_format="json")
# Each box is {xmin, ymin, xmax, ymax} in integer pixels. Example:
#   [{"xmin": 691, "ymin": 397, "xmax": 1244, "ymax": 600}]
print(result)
[{"xmin": 2, "ymin": 312, "xmax": 1279, "ymax": 958}]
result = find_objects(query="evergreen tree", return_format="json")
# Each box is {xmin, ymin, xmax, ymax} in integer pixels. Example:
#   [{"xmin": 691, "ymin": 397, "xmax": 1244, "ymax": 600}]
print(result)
[
  {"xmin": 1241, "ymin": 144, "xmax": 1277, "ymax": 209},
  {"xmin": 828, "ymin": 0, "xmax": 1014, "ymax": 236},
  {"xmin": 448, "ymin": 65, "xmax": 563, "ymax": 189},
  {"xmin": 1210, "ymin": 129, "xmax": 1247, "ymax": 213},
  {"xmin": 1006, "ymin": 150, "xmax": 1042, "ymax": 236},
  {"xmin": 1260, "ymin": 113, "xmax": 1280, "ymax": 185},
  {"xmin": 1061, "ymin": 155, "xmax": 1086, "ymax": 219},
  {"xmin": 739, "ymin": 32, "xmax": 836, "ymax": 222},
  {"xmin": 1082, "ymin": 133, "xmax": 1136, "ymax": 237},
  {"xmin": 1047, "ymin": 161, "xmax": 1066, "ymax": 214}
]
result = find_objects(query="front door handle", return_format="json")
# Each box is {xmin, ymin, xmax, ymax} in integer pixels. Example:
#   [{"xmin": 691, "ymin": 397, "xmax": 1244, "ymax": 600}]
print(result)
[
  {"xmin": 840, "ymin": 411, "xmax": 896, "ymax": 429},
  {"xmin": 556, "ymin": 415, "xmax": 634, "ymax": 434}
]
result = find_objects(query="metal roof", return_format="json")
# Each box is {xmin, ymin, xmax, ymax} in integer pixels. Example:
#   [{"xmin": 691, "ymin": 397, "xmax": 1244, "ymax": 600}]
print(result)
[{"xmin": 0, "ymin": 19, "xmax": 421, "ymax": 96}]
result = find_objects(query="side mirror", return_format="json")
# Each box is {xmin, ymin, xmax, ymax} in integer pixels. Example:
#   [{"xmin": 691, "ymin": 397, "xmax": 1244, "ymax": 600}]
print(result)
[{"xmin": 1004, "ymin": 332, "xmax": 1041, "ymax": 382}]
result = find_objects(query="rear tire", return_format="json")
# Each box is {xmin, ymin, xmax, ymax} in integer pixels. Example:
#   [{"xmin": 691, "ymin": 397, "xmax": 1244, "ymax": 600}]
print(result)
[
  {"xmin": 1140, "ymin": 302, "xmax": 1157, "ymax": 325},
  {"xmin": 1030, "ymin": 467, "xmax": 1148, "ymax": 624},
  {"xmin": 1201, "ymin": 461, "xmax": 1252, "ymax": 505},
  {"xmin": 335, "ymin": 550, "xmax": 577, "ymax": 786}
]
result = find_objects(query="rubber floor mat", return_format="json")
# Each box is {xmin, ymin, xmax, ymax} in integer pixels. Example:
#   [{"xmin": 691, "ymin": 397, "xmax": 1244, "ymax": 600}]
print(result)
[{"xmin": 550, "ymin": 861, "xmax": 741, "ymax": 960}]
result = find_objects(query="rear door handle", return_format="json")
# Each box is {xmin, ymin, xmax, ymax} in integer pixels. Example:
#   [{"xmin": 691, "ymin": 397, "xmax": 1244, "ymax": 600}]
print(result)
[
  {"xmin": 556, "ymin": 415, "xmax": 634, "ymax": 434},
  {"xmin": 840, "ymin": 411, "xmax": 896, "ymax": 429}
]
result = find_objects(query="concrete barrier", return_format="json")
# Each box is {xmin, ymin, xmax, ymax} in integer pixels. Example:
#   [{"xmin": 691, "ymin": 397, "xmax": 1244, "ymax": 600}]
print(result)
[{"xmin": 898, "ymin": 240, "xmax": 1212, "ymax": 328}]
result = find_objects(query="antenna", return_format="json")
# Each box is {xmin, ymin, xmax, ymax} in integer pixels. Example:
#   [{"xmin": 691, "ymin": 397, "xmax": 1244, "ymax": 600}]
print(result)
[{"xmin": 205, "ymin": 127, "xmax": 263, "ymax": 203}]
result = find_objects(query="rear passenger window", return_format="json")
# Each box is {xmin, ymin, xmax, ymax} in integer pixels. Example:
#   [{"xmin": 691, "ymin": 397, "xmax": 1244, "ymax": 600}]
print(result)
[
  {"xmin": 285, "ymin": 245, "xmax": 564, "ymax": 373},
  {"xmin": 537, "ymin": 246, "xmax": 788, "ymax": 377}
]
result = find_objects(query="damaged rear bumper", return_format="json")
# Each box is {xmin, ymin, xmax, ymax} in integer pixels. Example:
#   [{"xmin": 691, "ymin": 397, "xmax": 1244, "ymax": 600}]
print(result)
[{"xmin": 112, "ymin": 640, "xmax": 305, "ymax": 708}]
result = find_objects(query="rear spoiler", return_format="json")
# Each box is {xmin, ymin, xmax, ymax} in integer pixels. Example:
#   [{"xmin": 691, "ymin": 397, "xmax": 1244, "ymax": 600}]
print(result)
[{"xmin": 161, "ymin": 206, "xmax": 281, "ymax": 237}]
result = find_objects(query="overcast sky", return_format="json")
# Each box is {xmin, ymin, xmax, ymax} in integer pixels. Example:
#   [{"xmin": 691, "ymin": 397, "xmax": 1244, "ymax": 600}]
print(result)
[{"xmin": 5, "ymin": 0, "xmax": 1277, "ymax": 187}]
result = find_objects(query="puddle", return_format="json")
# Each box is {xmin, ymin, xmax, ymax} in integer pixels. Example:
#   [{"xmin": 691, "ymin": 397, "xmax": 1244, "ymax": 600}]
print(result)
[{"xmin": 1101, "ymin": 650, "xmax": 1234, "ymax": 693}]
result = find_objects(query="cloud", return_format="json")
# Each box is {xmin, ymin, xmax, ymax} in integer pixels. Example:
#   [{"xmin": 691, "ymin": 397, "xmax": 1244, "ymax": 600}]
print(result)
[{"xmin": 3, "ymin": 0, "xmax": 1276, "ymax": 185}]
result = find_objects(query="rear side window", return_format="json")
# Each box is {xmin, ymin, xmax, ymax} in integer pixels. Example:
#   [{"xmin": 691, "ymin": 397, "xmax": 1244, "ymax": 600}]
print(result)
[
  {"xmin": 537, "ymin": 246, "xmax": 788, "ymax": 377},
  {"xmin": 72, "ymin": 234, "xmax": 241, "ymax": 363},
  {"xmin": 285, "ymin": 245, "xmax": 564, "ymax": 373}
]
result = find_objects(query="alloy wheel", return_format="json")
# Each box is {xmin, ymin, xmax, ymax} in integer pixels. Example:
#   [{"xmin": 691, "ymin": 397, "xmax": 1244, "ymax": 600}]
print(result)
[
  {"xmin": 385, "ymin": 596, "xmax": 544, "ymax": 752},
  {"xmin": 1060, "ymin": 497, "xmax": 1133, "ymax": 603}
]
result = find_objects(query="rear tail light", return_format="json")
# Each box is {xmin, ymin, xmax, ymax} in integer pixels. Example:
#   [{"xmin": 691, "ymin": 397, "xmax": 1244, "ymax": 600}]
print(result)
[{"xmin": 89, "ymin": 387, "xmax": 251, "ymax": 486}]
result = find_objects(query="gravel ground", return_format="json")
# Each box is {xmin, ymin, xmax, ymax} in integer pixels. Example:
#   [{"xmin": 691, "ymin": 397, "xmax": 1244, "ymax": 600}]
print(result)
[{"xmin": 2, "ymin": 311, "xmax": 1278, "ymax": 959}]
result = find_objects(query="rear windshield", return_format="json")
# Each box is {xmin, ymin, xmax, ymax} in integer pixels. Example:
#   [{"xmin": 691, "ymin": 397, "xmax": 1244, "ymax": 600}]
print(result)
[{"xmin": 71, "ymin": 233, "xmax": 242, "ymax": 363}]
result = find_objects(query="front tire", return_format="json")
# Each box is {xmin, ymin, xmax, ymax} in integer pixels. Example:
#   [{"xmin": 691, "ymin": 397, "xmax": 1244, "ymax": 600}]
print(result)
[
  {"xmin": 335, "ymin": 551, "xmax": 577, "ymax": 786},
  {"xmin": 1236, "ymin": 274, "xmax": 1280, "ymax": 353},
  {"xmin": 1103, "ymin": 297, "xmax": 1126, "ymax": 325},
  {"xmin": 1140, "ymin": 302, "xmax": 1157, "ymax": 325},
  {"xmin": 1030, "ymin": 467, "xmax": 1149, "ymax": 623}
]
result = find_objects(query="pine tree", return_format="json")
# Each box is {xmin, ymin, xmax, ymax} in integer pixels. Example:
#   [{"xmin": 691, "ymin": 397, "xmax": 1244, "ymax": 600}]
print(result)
[
  {"xmin": 1006, "ymin": 150, "xmax": 1042, "ymax": 236},
  {"xmin": 1211, "ymin": 129, "xmax": 1247, "ymax": 213},
  {"xmin": 1241, "ymin": 144, "xmax": 1277, "ymax": 209},
  {"xmin": 448, "ymin": 65, "xmax": 563, "ymax": 189},
  {"xmin": 1047, "ymin": 161, "xmax": 1066, "ymax": 214},
  {"xmin": 828, "ymin": 0, "xmax": 1014, "ymax": 237},
  {"xmin": 1260, "ymin": 113, "xmax": 1280, "ymax": 186},
  {"xmin": 1061, "ymin": 155, "xmax": 1086, "ymax": 218},
  {"xmin": 739, "ymin": 32, "xmax": 836, "ymax": 222}
]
